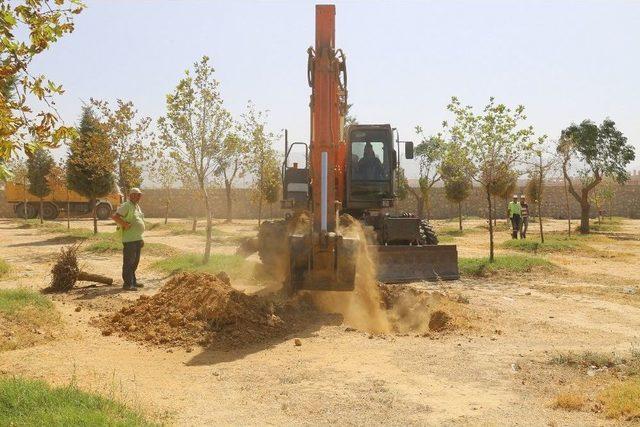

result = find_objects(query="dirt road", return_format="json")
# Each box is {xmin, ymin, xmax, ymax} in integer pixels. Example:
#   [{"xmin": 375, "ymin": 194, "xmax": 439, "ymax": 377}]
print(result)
[{"xmin": 1, "ymin": 217, "xmax": 639, "ymax": 425}]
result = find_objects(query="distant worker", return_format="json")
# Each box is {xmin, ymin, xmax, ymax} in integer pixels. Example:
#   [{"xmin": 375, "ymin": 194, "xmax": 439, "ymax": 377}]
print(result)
[
  {"xmin": 112, "ymin": 187, "xmax": 146, "ymax": 291},
  {"xmin": 519, "ymin": 195, "xmax": 529, "ymax": 239},
  {"xmin": 356, "ymin": 142, "xmax": 384, "ymax": 180},
  {"xmin": 507, "ymin": 194, "xmax": 522, "ymax": 239}
]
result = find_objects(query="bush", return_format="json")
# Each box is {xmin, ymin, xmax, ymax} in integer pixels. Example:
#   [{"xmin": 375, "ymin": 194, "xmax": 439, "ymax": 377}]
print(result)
[
  {"xmin": 598, "ymin": 379, "xmax": 640, "ymax": 420},
  {"xmin": 0, "ymin": 377, "xmax": 154, "ymax": 426},
  {"xmin": 552, "ymin": 391, "xmax": 585, "ymax": 411}
]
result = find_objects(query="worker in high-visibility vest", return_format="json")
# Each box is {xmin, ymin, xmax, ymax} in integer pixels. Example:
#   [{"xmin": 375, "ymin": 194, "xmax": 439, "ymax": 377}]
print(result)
[{"xmin": 507, "ymin": 194, "xmax": 522, "ymax": 239}]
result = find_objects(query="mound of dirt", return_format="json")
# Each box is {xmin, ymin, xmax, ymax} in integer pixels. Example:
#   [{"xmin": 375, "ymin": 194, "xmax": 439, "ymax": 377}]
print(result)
[{"xmin": 95, "ymin": 272, "xmax": 323, "ymax": 349}]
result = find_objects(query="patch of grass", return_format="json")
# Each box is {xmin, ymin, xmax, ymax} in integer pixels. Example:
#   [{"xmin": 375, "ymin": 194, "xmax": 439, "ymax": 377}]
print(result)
[
  {"xmin": 550, "ymin": 350, "xmax": 623, "ymax": 368},
  {"xmin": 0, "ymin": 259, "xmax": 9, "ymax": 277},
  {"xmin": 458, "ymin": 255, "xmax": 554, "ymax": 277},
  {"xmin": 502, "ymin": 237, "xmax": 590, "ymax": 254},
  {"xmin": 151, "ymin": 253, "xmax": 254, "ymax": 280},
  {"xmin": 598, "ymin": 379, "xmax": 640, "ymax": 420},
  {"xmin": 552, "ymin": 391, "xmax": 585, "ymax": 411},
  {"xmin": 0, "ymin": 289, "xmax": 60, "ymax": 351},
  {"xmin": 587, "ymin": 218, "xmax": 623, "ymax": 233},
  {"xmin": 0, "ymin": 377, "xmax": 155, "ymax": 426},
  {"xmin": 0, "ymin": 289, "xmax": 52, "ymax": 315}
]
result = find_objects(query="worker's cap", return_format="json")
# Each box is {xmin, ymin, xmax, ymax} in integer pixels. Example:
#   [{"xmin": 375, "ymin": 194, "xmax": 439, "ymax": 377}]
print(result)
[
  {"xmin": 129, "ymin": 187, "xmax": 143, "ymax": 195},
  {"xmin": 512, "ymin": 194, "xmax": 518, "ymax": 198},
  {"xmin": 520, "ymin": 195, "xmax": 526, "ymax": 198}
]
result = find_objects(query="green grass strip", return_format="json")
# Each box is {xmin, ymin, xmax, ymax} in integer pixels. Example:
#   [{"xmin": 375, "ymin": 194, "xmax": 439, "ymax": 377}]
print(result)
[
  {"xmin": 0, "ymin": 377, "xmax": 155, "ymax": 426},
  {"xmin": 0, "ymin": 289, "xmax": 53, "ymax": 315},
  {"xmin": 459, "ymin": 254, "xmax": 554, "ymax": 277}
]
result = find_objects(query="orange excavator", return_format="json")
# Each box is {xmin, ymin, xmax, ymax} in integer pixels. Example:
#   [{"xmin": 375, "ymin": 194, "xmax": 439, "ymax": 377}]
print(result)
[{"xmin": 257, "ymin": 4, "xmax": 458, "ymax": 292}]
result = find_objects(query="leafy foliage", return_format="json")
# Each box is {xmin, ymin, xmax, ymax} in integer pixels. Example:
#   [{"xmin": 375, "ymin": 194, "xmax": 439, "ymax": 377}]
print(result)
[
  {"xmin": 158, "ymin": 56, "xmax": 233, "ymax": 262},
  {"xmin": 444, "ymin": 96, "xmax": 535, "ymax": 260},
  {"xmin": 0, "ymin": 0, "xmax": 84, "ymax": 177},
  {"xmin": 558, "ymin": 119, "xmax": 634, "ymax": 233},
  {"xmin": 66, "ymin": 107, "xmax": 115, "ymax": 200},
  {"xmin": 26, "ymin": 148, "xmax": 53, "ymax": 198},
  {"xmin": 92, "ymin": 99, "xmax": 151, "ymax": 196}
]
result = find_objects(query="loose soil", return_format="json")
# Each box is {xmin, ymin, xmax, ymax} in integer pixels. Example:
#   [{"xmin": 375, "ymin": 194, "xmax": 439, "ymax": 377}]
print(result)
[
  {"xmin": 1, "ymin": 217, "xmax": 639, "ymax": 425},
  {"xmin": 96, "ymin": 272, "xmax": 330, "ymax": 350}
]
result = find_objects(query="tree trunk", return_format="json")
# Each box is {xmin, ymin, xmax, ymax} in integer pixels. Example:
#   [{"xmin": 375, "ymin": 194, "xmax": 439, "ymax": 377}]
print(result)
[
  {"xmin": 92, "ymin": 209, "xmax": 98, "ymax": 235},
  {"xmin": 458, "ymin": 202, "xmax": 463, "ymax": 231},
  {"xmin": 66, "ymin": 189, "xmax": 70, "ymax": 230},
  {"xmin": 416, "ymin": 196, "xmax": 424, "ymax": 219},
  {"xmin": 164, "ymin": 201, "xmax": 170, "ymax": 225},
  {"xmin": 202, "ymin": 187, "xmax": 213, "ymax": 264},
  {"xmin": 486, "ymin": 190, "xmax": 495, "ymax": 262},
  {"xmin": 257, "ymin": 196, "xmax": 263, "ymax": 226},
  {"xmin": 22, "ymin": 180, "xmax": 29, "ymax": 222},
  {"xmin": 579, "ymin": 196, "xmax": 590, "ymax": 234},
  {"xmin": 39, "ymin": 197, "xmax": 44, "ymax": 224},
  {"xmin": 225, "ymin": 181, "xmax": 233, "ymax": 223},
  {"xmin": 192, "ymin": 216, "xmax": 197, "ymax": 232},
  {"xmin": 492, "ymin": 195, "xmax": 497, "ymax": 226},
  {"xmin": 538, "ymin": 201, "xmax": 544, "ymax": 243},
  {"xmin": 562, "ymin": 173, "xmax": 571, "ymax": 237}
]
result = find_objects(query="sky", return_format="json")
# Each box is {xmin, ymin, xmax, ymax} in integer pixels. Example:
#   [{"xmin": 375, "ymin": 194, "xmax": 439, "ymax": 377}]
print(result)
[{"xmin": 30, "ymin": 0, "xmax": 640, "ymax": 181}]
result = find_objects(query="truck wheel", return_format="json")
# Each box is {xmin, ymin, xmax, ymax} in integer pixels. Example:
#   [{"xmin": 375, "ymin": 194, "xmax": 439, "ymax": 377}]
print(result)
[
  {"xmin": 95, "ymin": 203, "xmax": 112, "ymax": 220},
  {"xmin": 42, "ymin": 202, "xmax": 59, "ymax": 220},
  {"xmin": 419, "ymin": 220, "xmax": 439, "ymax": 245},
  {"xmin": 17, "ymin": 203, "xmax": 38, "ymax": 219},
  {"xmin": 14, "ymin": 203, "xmax": 26, "ymax": 219}
]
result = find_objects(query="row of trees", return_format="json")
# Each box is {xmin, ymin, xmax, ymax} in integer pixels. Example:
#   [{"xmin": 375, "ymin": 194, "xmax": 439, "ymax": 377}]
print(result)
[
  {"xmin": 413, "ymin": 97, "xmax": 635, "ymax": 261},
  {"xmin": 155, "ymin": 57, "xmax": 280, "ymax": 262},
  {"xmin": 8, "ymin": 56, "xmax": 282, "ymax": 264}
]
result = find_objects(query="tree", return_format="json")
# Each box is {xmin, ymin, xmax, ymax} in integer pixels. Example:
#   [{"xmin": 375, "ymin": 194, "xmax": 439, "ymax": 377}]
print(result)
[
  {"xmin": 259, "ymin": 151, "xmax": 281, "ymax": 220},
  {"xmin": 414, "ymin": 128, "xmax": 444, "ymax": 219},
  {"xmin": 92, "ymin": 99, "xmax": 151, "ymax": 198},
  {"xmin": 241, "ymin": 101, "xmax": 278, "ymax": 226},
  {"xmin": 27, "ymin": 148, "xmax": 54, "ymax": 223},
  {"xmin": 396, "ymin": 167, "xmax": 410, "ymax": 203},
  {"xmin": 487, "ymin": 162, "xmax": 517, "ymax": 225},
  {"xmin": 591, "ymin": 179, "xmax": 616, "ymax": 224},
  {"xmin": 525, "ymin": 139, "xmax": 555, "ymax": 242},
  {"xmin": 446, "ymin": 96, "xmax": 534, "ymax": 261},
  {"xmin": 440, "ymin": 143, "xmax": 474, "ymax": 231},
  {"xmin": 149, "ymin": 153, "xmax": 178, "ymax": 225},
  {"xmin": 217, "ymin": 131, "xmax": 249, "ymax": 223},
  {"xmin": 158, "ymin": 56, "xmax": 232, "ymax": 263},
  {"xmin": 67, "ymin": 107, "xmax": 115, "ymax": 234},
  {"xmin": 6, "ymin": 157, "xmax": 29, "ymax": 221},
  {"xmin": 558, "ymin": 119, "xmax": 635, "ymax": 234},
  {"xmin": 47, "ymin": 160, "xmax": 69, "ymax": 229},
  {"xmin": 0, "ymin": 0, "xmax": 83, "ymax": 177}
]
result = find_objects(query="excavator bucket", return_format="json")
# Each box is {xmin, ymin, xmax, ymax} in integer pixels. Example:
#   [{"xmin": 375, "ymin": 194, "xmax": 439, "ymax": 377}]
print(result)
[{"xmin": 373, "ymin": 245, "xmax": 459, "ymax": 283}]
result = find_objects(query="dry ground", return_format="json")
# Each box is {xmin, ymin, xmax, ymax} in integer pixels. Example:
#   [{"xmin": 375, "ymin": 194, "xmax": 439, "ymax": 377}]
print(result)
[{"xmin": 1, "ymin": 216, "xmax": 639, "ymax": 425}]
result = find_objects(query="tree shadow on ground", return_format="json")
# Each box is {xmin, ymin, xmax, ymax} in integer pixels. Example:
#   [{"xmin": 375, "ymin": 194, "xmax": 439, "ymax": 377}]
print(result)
[
  {"xmin": 8, "ymin": 235, "xmax": 84, "ymax": 247},
  {"xmin": 185, "ymin": 312, "xmax": 343, "ymax": 366}
]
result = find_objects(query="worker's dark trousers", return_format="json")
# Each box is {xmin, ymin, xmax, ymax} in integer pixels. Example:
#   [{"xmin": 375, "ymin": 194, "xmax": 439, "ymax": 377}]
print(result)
[
  {"xmin": 520, "ymin": 216, "xmax": 529, "ymax": 239},
  {"xmin": 122, "ymin": 240, "xmax": 142, "ymax": 288},
  {"xmin": 510, "ymin": 215, "xmax": 521, "ymax": 239}
]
